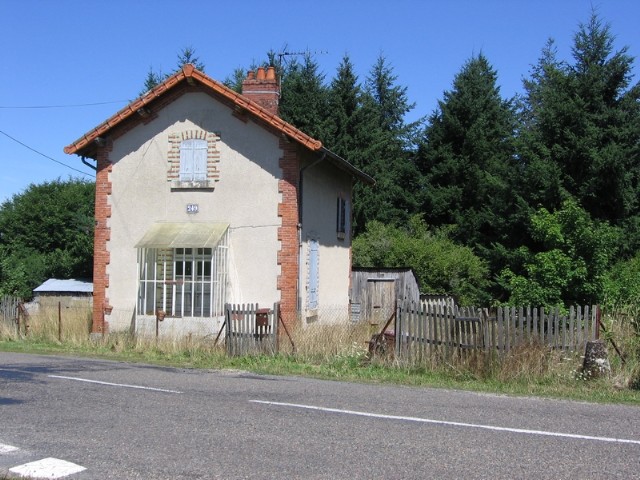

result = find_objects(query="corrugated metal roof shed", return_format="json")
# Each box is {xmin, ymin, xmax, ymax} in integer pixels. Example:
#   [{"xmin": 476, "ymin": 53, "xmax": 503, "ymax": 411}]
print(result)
[{"xmin": 33, "ymin": 278, "xmax": 93, "ymax": 294}]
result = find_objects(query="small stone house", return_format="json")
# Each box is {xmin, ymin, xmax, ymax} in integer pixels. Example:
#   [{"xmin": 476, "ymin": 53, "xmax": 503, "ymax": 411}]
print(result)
[{"xmin": 64, "ymin": 64, "xmax": 373, "ymax": 337}]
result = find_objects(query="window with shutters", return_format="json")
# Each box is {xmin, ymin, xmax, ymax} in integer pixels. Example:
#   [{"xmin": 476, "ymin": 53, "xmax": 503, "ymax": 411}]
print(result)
[
  {"xmin": 180, "ymin": 139, "xmax": 207, "ymax": 182},
  {"xmin": 167, "ymin": 130, "xmax": 220, "ymax": 189}
]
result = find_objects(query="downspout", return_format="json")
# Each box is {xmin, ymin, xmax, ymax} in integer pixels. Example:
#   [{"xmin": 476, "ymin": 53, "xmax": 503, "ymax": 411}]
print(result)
[
  {"xmin": 81, "ymin": 156, "xmax": 97, "ymax": 171},
  {"xmin": 298, "ymin": 151, "xmax": 327, "ymax": 225},
  {"xmin": 297, "ymin": 151, "xmax": 327, "ymax": 312}
]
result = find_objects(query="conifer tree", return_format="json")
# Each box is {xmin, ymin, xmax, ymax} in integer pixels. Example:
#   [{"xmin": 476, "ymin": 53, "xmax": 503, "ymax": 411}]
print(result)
[
  {"xmin": 417, "ymin": 54, "xmax": 520, "ymax": 271},
  {"xmin": 349, "ymin": 55, "xmax": 422, "ymax": 233},
  {"xmin": 520, "ymin": 13, "xmax": 640, "ymax": 252},
  {"xmin": 326, "ymin": 54, "xmax": 361, "ymax": 160},
  {"xmin": 278, "ymin": 54, "xmax": 331, "ymax": 142},
  {"xmin": 139, "ymin": 46, "xmax": 206, "ymax": 96}
]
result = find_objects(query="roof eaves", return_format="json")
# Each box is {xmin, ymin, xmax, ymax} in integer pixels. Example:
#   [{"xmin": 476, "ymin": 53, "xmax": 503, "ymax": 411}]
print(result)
[
  {"xmin": 64, "ymin": 68, "xmax": 190, "ymax": 156},
  {"xmin": 64, "ymin": 64, "xmax": 324, "ymax": 157},
  {"xmin": 321, "ymin": 147, "xmax": 375, "ymax": 186}
]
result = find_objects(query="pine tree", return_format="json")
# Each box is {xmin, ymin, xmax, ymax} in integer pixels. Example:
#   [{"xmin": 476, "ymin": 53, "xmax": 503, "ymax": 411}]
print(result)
[
  {"xmin": 349, "ymin": 55, "xmax": 422, "ymax": 233},
  {"xmin": 520, "ymin": 13, "xmax": 640, "ymax": 252},
  {"xmin": 176, "ymin": 46, "xmax": 205, "ymax": 71},
  {"xmin": 278, "ymin": 54, "xmax": 331, "ymax": 142},
  {"xmin": 417, "ymin": 54, "xmax": 520, "ymax": 269},
  {"xmin": 516, "ymin": 39, "xmax": 567, "ymax": 213},
  {"xmin": 139, "ymin": 46, "xmax": 206, "ymax": 96},
  {"xmin": 326, "ymin": 54, "xmax": 361, "ymax": 160}
]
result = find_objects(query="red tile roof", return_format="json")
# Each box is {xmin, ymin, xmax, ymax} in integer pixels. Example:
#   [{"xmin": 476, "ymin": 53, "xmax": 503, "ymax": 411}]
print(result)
[{"xmin": 64, "ymin": 64, "xmax": 323, "ymax": 156}]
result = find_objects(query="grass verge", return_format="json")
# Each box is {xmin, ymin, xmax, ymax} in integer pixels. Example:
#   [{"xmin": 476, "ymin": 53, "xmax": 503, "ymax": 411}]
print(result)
[{"xmin": 1, "ymin": 307, "xmax": 639, "ymax": 405}]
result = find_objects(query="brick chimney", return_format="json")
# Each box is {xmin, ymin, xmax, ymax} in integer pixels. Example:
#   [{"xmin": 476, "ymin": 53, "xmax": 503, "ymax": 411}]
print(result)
[{"xmin": 241, "ymin": 66, "xmax": 279, "ymax": 116}]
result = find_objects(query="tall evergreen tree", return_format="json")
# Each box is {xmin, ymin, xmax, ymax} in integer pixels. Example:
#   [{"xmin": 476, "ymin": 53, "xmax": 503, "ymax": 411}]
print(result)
[
  {"xmin": 520, "ymin": 13, "xmax": 640, "ymax": 252},
  {"xmin": 139, "ymin": 46, "xmax": 206, "ymax": 96},
  {"xmin": 278, "ymin": 54, "xmax": 331, "ymax": 142},
  {"xmin": 326, "ymin": 54, "xmax": 361, "ymax": 160},
  {"xmin": 349, "ymin": 55, "xmax": 422, "ymax": 233},
  {"xmin": 176, "ymin": 46, "xmax": 205, "ymax": 71},
  {"xmin": 417, "ymin": 54, "xmax": 520, "ymax": 273},
  {"xmin": 516, "ymin": 39, "xmax": 568, "ymax": 213}
]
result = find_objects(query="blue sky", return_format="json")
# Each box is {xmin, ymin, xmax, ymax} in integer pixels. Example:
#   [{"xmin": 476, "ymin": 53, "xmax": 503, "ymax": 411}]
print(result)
[{"xmin": 0, "ymin": 0, "xmax": 638, "ymax": 203}]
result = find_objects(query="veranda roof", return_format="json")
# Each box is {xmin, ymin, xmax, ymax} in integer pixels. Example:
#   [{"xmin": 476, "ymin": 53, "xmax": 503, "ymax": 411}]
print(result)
[{"xmin": 135, "ymin": 223, "xmax": 229, "ymax": 249}]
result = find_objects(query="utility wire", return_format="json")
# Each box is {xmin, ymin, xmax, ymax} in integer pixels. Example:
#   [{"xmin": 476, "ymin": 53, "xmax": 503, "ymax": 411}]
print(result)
[
  {"xmin": 0, "ymin": 100, "xmax": 127, "ymax": 109},
  {"xmin": 0, "ymin": 130, "xmax": 94, "ymax": 178}
]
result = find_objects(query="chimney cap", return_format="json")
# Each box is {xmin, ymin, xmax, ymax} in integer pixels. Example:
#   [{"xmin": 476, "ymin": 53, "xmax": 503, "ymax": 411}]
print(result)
[{"xmin": 256, "ymin": 67, "xmax": 266, "ymax": 80}]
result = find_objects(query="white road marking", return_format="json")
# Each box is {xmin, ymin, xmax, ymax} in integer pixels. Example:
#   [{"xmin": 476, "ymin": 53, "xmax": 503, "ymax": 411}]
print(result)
[
  {"xmin": 251, "ymin": 400, "xmax": 640, "ymax": 446},
  {"xmin": 48, "ymin": 375, "xmax": 182, "ymax": 393},
  {"xmin": 9, "ymin": 457, "xmax": 86, "ymax": 478},
  {"xmin": 0, "ymin": 443, "xmax": 19, "ymax": 453}
]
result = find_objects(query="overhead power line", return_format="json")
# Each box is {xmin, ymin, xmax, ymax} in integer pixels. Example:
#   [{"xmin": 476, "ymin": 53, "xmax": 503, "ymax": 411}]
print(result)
[
  {"xmin": 0, "ymin": 100, "xmax": 128, "ymax": 109},
  {"xmin": 0, "ymin": 130, "xmax": 94, "ymax": 178}
]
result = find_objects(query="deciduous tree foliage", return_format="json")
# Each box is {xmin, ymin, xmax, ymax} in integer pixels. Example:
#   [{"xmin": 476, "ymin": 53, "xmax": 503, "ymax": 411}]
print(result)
[
  {"xmin": 353, "ymin": 216, "xmax": 490, "ymax": 305},
  {"xmin": 498, "ymin": 199, "xmax": 620, "ymax": 306},
  {"xmin": 0, "ymin": 179, "xmax": 94, "ymax": 298}
]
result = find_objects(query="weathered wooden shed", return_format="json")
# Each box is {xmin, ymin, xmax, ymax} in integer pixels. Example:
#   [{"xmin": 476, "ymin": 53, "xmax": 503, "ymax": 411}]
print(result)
[{"xmin": 350, "ymin": 268, "xmax": 421, "ymax": 325}]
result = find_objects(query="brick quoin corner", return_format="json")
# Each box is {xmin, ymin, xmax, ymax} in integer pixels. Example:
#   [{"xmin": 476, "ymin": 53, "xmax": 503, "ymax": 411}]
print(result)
[
  {"xmin": 277, "ymin": 138, "xmax": 300, "ymax": 331},
  {"xmin": 92, "ymin": 146, "xmax": 112, "ymax": 334}
]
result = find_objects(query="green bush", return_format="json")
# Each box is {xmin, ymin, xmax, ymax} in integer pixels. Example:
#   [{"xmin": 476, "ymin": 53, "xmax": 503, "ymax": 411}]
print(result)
[{"xmin": 353, "ymin": 215, "xmax": 490, "ymax": 305}]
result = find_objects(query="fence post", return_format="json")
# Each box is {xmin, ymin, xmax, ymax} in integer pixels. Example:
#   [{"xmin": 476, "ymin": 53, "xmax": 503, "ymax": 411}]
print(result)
[
  {"xmin": 58, "ymin": 302, "xmax": 62, "ymax": 342},
  {"xmin": 15, "ymin": 302, "xmax": 21, "ymax": 336}
]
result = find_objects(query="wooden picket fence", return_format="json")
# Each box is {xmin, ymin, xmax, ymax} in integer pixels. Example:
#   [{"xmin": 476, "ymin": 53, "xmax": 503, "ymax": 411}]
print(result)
[
  {"xmin": 0, "ymin": 295, "xmax": 22, "ymax": 334},
  {"xmin": 395, "ymin": 302, "xmax": 599, "ymax": 361},
  {"xmin": 224, "ymin": 303, "xmax": 279, "ymax": 356}
]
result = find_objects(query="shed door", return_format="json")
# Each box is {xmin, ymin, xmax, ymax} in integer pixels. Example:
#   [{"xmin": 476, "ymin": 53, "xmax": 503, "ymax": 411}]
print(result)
[{"xmin": 366, "ymin": 279, "xmax": 395, "ymax": 325}]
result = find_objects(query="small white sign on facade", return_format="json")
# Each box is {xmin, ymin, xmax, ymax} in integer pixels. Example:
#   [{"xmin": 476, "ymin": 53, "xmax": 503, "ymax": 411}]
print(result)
[{"xmin": 186, "ymin": 203, "xmax": 199, "ymax": 214}]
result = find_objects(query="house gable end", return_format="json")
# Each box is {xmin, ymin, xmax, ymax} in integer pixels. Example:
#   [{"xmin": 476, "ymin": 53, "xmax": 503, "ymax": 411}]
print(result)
[{"xmin": 64, "ymin": 64, "xmax": 322, "ymax": 160}]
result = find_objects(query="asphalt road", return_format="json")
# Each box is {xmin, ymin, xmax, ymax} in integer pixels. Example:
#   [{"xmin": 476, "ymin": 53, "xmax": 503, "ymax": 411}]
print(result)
[{"xmin": 1, "ymin": 352, "xmax": 639, "ymax": 479}]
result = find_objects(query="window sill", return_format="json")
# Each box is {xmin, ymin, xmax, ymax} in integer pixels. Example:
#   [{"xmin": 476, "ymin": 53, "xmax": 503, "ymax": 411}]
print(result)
[{"xmin": 171, "ymin": 180, "xmax": 215, "ymax": 190}]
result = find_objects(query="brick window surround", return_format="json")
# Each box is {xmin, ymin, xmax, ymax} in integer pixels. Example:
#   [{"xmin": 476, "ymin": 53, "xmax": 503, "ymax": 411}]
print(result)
[{"xmin": 167, "ymin": 130, "xmax": 220, "ymax": 188}]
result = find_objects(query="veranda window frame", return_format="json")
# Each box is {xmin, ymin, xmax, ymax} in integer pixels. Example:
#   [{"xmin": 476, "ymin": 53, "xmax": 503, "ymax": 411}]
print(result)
[{"xmin": 137, "ymin": 230, "xmax": 229, "ymax": 317}]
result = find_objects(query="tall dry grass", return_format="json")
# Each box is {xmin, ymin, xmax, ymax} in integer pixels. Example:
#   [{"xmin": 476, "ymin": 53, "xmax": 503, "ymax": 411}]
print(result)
[
  {"xmin": 282, "ymin": 321, "xmax": 371, "ymax": 361},
  {"xmin": 2, "ymin": 304, "xmax": 639, "ymax": 395},
  {"xmin": 0, "ymin": 305, "xmax": 92, "ymax": 345},
  {"xmin": 601, "ymin": 311, "xmax": 640, "ymax": 389}
]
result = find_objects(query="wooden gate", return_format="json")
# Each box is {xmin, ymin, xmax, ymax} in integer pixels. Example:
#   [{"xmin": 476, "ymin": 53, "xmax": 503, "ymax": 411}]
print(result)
[{"xmin": 224, "ymin": 303, "xmax": 278, "ymax": 356}]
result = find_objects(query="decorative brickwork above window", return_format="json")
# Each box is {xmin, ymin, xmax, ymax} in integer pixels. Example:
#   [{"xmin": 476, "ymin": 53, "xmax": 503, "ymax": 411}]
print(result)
[{"xmin": 167, "ymin": 130, "xmax": 220, "ymax": 189}]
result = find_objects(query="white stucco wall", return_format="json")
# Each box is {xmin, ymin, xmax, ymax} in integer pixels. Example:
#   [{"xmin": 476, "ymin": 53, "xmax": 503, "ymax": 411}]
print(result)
[
  {"xmin": 104, "ymin": 92, "xmax": 282, "ymax": 333},
  {"xmin": 299, "ymin": 157, "xmax": 354, "ymax": 324}
]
